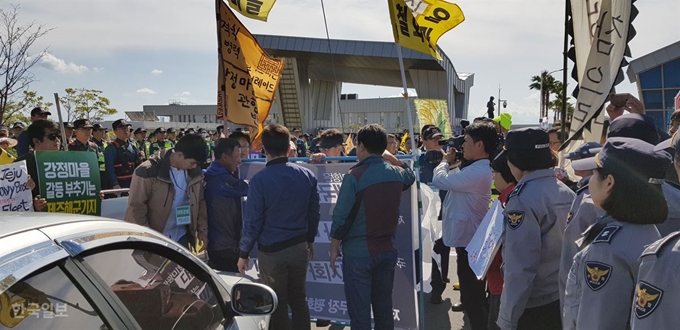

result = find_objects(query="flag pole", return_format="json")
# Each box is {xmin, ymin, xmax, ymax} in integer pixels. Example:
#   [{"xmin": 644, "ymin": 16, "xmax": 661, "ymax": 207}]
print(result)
[
  {"xmin": 53, "ymin": 93, "xmax": 68, "ymax": 151},
  {"xmin": 396, "ymin": 44, "xmax": 425, "ymax": 330}
]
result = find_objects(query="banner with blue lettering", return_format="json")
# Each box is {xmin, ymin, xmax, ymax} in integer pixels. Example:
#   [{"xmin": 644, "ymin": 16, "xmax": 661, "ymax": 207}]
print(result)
[{"xmin": 239, "ymin": 161, "xmax": 418, "ymax": 329}]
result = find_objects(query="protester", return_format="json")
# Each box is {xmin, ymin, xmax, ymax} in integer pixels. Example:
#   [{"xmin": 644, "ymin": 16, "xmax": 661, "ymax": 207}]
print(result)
[
  {"xmin": 229, "ymin": 131, "xmax": 251, "ymax": 159},
  {"xmin": 10, "ymin": 122, "xmax": 24, "ymax": 139},
  {"xmin": 310, "ymin": 129, "xmax": 345, "ymax": 163},
  {"xmin": 104, "ymin": 119, "xmax": 142, "ymax": 190},
  {"xmin": 13, "ymin": 120, "xmax": 56, "ymax": 211},
  {"xmin": 497, "ymin": 127, "xmax": 575, "ymax": 330},
  {"xmin": 329, "ymin": 124, "xmax": 415, "ymax": 330},
  {"xmin": 432, "ymin": 121, "xmax": 497, "ymax": 328},
  {"xmin": 558, "ymin": 142, "xmax": 606, "ymax": 306},
  {"xmin": 16, "ymin": 107, "xmax": 51, "ymax": 157},
  {"xmin": 238, "ymin": 124, "xmax": 320, "ymax": 330},
  {"xmin": 125, "ymin": 134, "xmax": 209, "ymax": 249},
  {"xmin": 204, "ymin": 138, "xmax": 248, "ymax": 272},
  {"xmin": 563, "ymin": 137, "xmax": 668, "ymax": 330}
]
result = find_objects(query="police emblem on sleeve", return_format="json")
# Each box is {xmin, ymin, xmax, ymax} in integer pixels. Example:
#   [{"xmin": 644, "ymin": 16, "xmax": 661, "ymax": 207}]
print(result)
[
  {"xmin": 507, "ymin": 211, "xmax": 525, "ymax": 230},
  {"xmin": 634, "ymin": 281, "xmax": 663, "ymax": 319},
  {"xmin": 584, "ymin": 261, "xmax": 612, "ymax": 291}
]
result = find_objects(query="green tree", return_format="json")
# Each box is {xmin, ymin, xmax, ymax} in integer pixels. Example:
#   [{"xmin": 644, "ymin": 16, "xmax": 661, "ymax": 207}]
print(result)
[
  {"xmin": 60, "ymin": 88, "xmax": 117, "ymax": 121},
  {"xmin": 2, "ymin": 90, "xmax": 53, "ymax": 124},
  {"xmin": 529, "ymin": 70, "xmax": 558, "ymax": 120},
  {"xmin": 0, "ymin": 5, "xmax": 52, "ymax": 125}
]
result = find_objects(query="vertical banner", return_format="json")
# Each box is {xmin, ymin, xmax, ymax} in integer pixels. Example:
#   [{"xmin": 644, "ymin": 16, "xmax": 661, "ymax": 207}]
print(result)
[
  {"xmin": 563, "ymin": 0, "xmax": 634, "ymax": 148},
  {"xmin": 35, "ymin": 151, "xmax": 102, "ymax": 216},
  {"xmin": 216, "ymin": 0, "xmax": 285, "ymax": 150},
  {"xmin": 239, "ymin": 162, "xmax": 418, "ymax": 329},
  {"xmin": 414, "ymin": 99, "xmax": 452, "ymax": 138},
  {"xmin": 388, "ymin": 0, "xmax": 465, "ymax": 60},
  {"xmin": 227, "ymin": 0, "xmax": 278, "ymax": 22},
  {"xmin": 0, "ymin": 161, "xmax": 34, "ymax": 212}
]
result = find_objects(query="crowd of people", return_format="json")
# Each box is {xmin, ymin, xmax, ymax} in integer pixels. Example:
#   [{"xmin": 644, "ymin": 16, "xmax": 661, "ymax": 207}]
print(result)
[{"xmin": 2, "ymin": 92, "xmax": 680, "ymax": 330}]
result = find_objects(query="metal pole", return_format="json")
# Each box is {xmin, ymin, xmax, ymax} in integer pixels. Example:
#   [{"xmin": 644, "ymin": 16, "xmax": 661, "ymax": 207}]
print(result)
[
  {"xmin": 560, "ymin": 0, "xmax": 570, "ymax": 142},
  {"xmin": 53, "ymin": 93, "xmax": 68, "ymax": 150},
  {"xmin": 396, "ymin": 44, "xmax": 425, "ymax": 330},
  {"xmin": 498, "ymin": 84, "xmax": 501, "ymax": 116}
]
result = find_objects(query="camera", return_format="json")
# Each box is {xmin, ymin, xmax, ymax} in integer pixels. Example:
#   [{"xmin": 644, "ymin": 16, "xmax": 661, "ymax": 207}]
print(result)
[{"xmin": 439, "ymin": 135, "xmax": 465, "ymax": 162}]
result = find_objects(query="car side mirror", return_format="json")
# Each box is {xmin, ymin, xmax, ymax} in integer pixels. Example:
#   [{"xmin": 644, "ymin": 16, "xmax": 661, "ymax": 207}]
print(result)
[{"xmin": 230, "ymin": 283, "xmax": 277, "ymax": 316}]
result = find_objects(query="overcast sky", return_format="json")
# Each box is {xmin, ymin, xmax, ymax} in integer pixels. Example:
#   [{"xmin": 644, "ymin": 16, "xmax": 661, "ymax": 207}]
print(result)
[{"xmin": 11, "ymin": 0, "xmax": 680, "ymax": 124}]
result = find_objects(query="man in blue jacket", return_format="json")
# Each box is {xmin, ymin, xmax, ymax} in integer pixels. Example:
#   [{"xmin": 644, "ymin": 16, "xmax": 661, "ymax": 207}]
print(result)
[
  {"xmin": 238, "ymin": 124, "xmax": 321, "ymax": 330},
  {"xmin": 204, "ymin": 138, "xmax": 248, "ymax": 272}
]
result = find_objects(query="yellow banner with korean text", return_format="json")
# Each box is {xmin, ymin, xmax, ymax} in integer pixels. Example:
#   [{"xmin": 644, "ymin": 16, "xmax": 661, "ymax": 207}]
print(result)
[
  {"xmin": 227, "ymin": 0, "xmax": 278, "ymax": 22},
  {"xmin": 388, "ymin": 0, "xmax": 465, "ymax": 60},
  {"xmin": 216, "ymin": 0, "xmax": 284, "ymax": 149}
]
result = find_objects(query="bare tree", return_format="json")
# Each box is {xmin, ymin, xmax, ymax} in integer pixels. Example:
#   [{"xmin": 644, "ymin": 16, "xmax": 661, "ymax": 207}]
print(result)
[{"xmin": 0, "ymin": 5, "xmax": 52, "ymax": 125}]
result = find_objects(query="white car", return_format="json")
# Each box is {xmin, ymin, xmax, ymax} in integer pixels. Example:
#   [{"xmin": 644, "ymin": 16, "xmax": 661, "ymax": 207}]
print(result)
[{"xmin": 0, "ymin": 211, "xmax": 276, "ymax": 330}]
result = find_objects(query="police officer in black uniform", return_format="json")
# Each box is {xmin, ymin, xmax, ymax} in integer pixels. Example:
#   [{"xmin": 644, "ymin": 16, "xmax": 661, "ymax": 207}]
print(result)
[
  {"xmin": 104, "ymin": 119, "xmax": 142, "ymax": 190},
  {"xmin": 69, "ymin": 119, "xmax": 109, "ymax": 189}
]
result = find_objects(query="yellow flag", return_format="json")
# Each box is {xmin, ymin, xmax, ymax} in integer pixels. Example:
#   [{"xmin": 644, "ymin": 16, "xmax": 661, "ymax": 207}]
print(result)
[
  {"xmin": 400, "ymin": 132, "xmax": 409, "ymax": 151},
  {"xmin": 216, "ymin": 0, "xmax": 285, "ymax": 150},
  {"xmin": 227, "ymin": 0, "xmax": 278, "ymax": 22},
  {"xmin": 344, "ymin": 134, "xmax": 354, "ymax": 155},
  {"xmin": 388, "ymin": 0, "xmax": 465, "ymax": 60}
]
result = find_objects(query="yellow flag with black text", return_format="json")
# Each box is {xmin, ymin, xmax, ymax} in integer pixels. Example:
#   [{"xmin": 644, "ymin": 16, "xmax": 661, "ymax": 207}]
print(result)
[
  {"xmin": 388, "ymin": 0, "xmax": 465, "ymax": 60},
  {"xmin": 216, "ymin": 0, "xmax": 284, "ymax": 149},
  {"xmin": 227, "ymin": 0, "xmax": 278, "ymax": 22}
]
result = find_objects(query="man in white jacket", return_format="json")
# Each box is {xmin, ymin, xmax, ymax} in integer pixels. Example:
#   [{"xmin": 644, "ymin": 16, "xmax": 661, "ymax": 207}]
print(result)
[{"xmin": 432, "ymin": 120, "xmax": 498, "ymax": 330}]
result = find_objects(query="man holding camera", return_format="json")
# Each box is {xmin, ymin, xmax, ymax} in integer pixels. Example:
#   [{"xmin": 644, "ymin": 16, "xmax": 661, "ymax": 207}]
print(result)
[{"xmin": 432, "ymin": 121, "xmax": 497, "ymax": 330}]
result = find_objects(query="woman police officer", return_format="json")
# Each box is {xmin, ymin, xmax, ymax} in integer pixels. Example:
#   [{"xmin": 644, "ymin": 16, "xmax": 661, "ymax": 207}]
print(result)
[{"xmin": 563, "ymin": 137, "xmax": 669, "ymax": 330}]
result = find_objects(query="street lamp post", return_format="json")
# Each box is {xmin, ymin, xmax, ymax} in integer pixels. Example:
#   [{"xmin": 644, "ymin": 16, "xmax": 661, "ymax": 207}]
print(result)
[
  {"xmin": 539, "ymin": 68, "xmax": 565, "ymax": 123},
  {"xmin": 498, "ymin": 84, "xmax": 507, "ymax": 116}
]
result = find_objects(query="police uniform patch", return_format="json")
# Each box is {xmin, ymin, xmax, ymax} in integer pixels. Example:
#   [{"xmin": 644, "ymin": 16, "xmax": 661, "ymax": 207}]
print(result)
[
  {"xmin": 592, "ymin": 225, "xmax": 621, "ymax": 244},
  {"xmin": 507, "ymin": 211, "xmax": 525, "ymax": 230},
  {"xmin": 566, "ymin": 211, "xmax": 574, "ymax": 225},
  {"xmin": 634, "ymin": 281, "xmax": 663, "ymax": 319},
  {"xmin": 584, "ymin": 261, "xmax": 612, "ymax": 291}
]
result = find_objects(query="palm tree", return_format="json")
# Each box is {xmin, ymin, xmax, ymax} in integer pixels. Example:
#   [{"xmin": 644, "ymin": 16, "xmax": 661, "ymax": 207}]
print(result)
[
  {"xmin": 549, "ymin": 81, "xmax": 575, "ymax": 122},
  {"xmin": 529, "ymin": 70, "xmax": 558, "ymax": 119}
]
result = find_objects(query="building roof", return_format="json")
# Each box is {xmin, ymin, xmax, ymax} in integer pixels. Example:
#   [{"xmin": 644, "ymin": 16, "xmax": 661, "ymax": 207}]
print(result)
[
  {"xmin": 254, "ymin": 34, "xmax": 472, "ymax": 92},
  {"xmin": 627, "ymin": 40, "xmax": 680, "ymax": 83}
]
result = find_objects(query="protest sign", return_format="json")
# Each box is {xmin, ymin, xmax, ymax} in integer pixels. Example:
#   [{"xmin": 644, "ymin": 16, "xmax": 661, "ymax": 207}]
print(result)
[
  {"xmin": 467, "ymin": 199, "xmax": 504, "ymax": 280},
  {"xmin": 415, "ymin": 99, "xmax": 452, "ymax": 138},
  {"xmin": 0, "ymin": 161, "xmax": 33, "ymax": 212},
  {"xmin": 239, "ymin": 161, "xmax": 418, "ymax": 329},
  {"xmin": 35, "ymin": 151, "xmax": 102, "ymax": 216}
]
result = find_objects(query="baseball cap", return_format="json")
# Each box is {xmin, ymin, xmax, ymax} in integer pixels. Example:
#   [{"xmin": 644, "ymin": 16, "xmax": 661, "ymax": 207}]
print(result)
[
  {"xmin": 167, "ymin": 128, "xmax": 176, "ymax": 134},
  {"xmin": 92, "ymin": 123, "xmax": 106, "ymax": 131},
  {"xmin": 572, "ymin": 137, "xmax": 670, "ymax": 183},
  {"xmin": 0, "ymin": 125, "xmax": 7, "ymax": 131},
  {"xmin": 564, "ymin": 142, "xmax": 602, "ymax": 160},
  {"xmin": 503, "ymin": 127, "xmax": 550, "ymax": 151},
  {"xmin": 154, "ymin": 127, "xmax": 166, "ymax": 134},
  {"xmin": 12, "ymin": 122, "xmax": 24, "ymax": 129},
  {"xmin": 73, "ymin": 119, "xmax": 93, "ymax": 129},
  {"xmin": 63, "ymin": 122, "xmax": 75, "ymax": 129},
  {"xmin": 112, "ymin": 119, "xmax": 131, "ymax": 130},
  {"xmin": 656, "ymin": 131, "xmax": 679, "ymax": 152},
  {"xmin": 30, "ymin": 107, "xmax": 51, "ymax": 116},
  {"xmin": 422, "ymin": 126, "xmax": 443, "ymax": 140},
  {"xmin": 608, "ymin": 113, "xmax": 660, "ymax": 145},
  {"xmin": 293, "ymin": 128, "xmax": 300, "ymax": 133}
]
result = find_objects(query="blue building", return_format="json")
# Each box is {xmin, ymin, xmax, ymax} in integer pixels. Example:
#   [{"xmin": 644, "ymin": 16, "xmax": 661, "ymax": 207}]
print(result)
[{"xmin": 627, "ymin": 40, "xmax": 680, "ymax": 132}]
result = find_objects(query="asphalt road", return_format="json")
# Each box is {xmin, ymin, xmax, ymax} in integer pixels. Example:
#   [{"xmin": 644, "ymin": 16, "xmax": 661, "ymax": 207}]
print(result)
[{"xmin": 310, "ymin": 254, "xmax": 470, "ymax": 330}]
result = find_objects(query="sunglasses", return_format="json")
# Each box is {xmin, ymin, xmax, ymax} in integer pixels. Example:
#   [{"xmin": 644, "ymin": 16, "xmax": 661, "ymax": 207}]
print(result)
[{"xmin": 46, "ymin": 133, "xmax": 61, "ymax": 141}]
